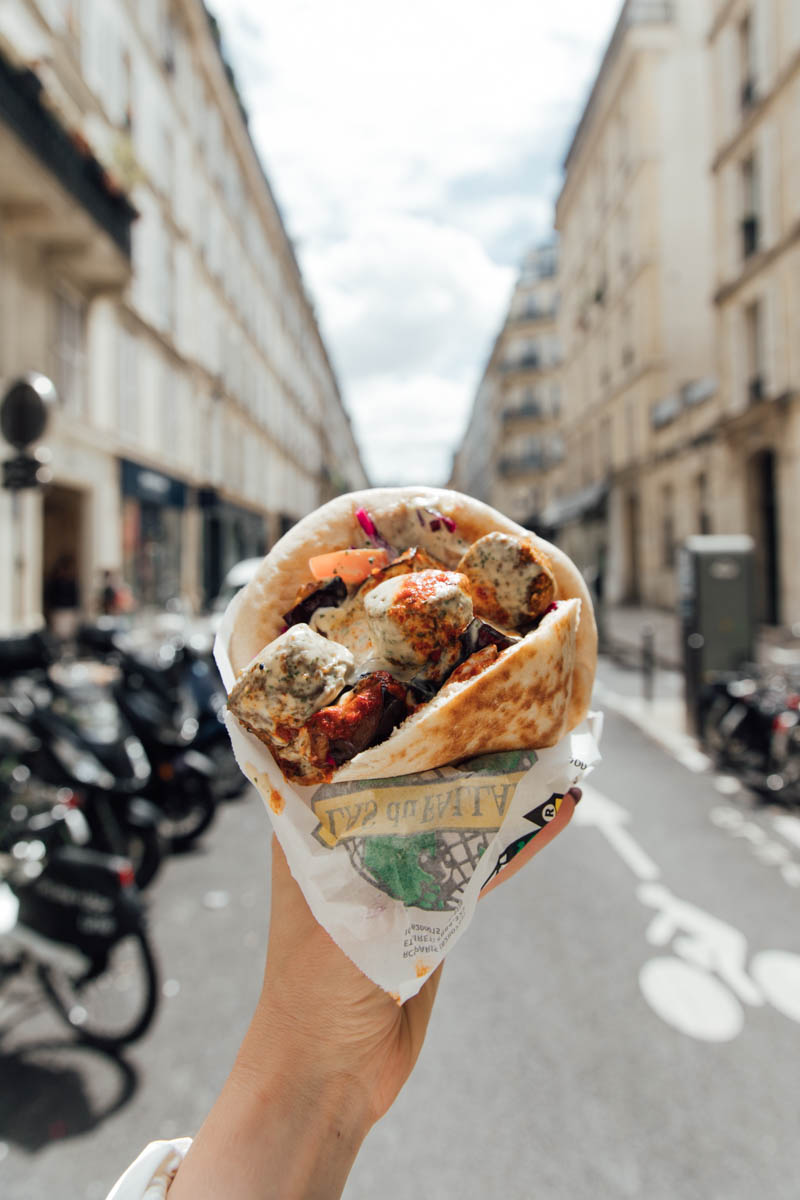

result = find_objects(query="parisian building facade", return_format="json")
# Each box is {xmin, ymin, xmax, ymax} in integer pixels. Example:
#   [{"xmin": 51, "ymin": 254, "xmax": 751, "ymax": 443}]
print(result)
[
  {"xmin": 0, "ymin": 0, "xmax": 367, "ymax": 632},
  {"xmin": 706, "ymin": 0, "xmax": 800, "ymax": 626},
  {"xmin": 449, "ymin": 242, "xmax": 563, "ymax": 530},
  {"xmin": 452, "ymin": 0, "xmax": 799, "ymax": 628}
]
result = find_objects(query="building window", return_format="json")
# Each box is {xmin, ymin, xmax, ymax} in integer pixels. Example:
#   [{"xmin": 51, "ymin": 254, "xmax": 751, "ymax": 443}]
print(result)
[
  {"xmin": 741, "ymin": 154, "xmax": 760, "ymax": 257},
  {"xmin": 160, "ymin": 359, "xmax": 179, "ymax": 457},
  {"xmin": 121, "ymin": 49, "xmax": 133, "ymax": 131},
  {"xmin": 599, "ymin": 417, "xmax": 612, "ymax": 475},
  {"xmin": 661, "ymin": 485, "xmax": 675, "ymax": 569},
  {"xmin": 53, "ymin": 291, "xmax": 86, "ymax": 418},
  {"xmin": 117, "ymin": 326, "xmax": 139, "ymax": 439},
  {"xmin": 621, "ymin": 300, "xmax": 634, "ymax": 366},
  {"xmin": 739, "ymin": 13, "xmax": 757, "ymax": 110},
  {"xmin": 695, "ymin": 472, "xmax": 711, "ymax": 535},
  {"xmin": 744, "ymin": 299, "xmax": 764, "ymax": 404}
]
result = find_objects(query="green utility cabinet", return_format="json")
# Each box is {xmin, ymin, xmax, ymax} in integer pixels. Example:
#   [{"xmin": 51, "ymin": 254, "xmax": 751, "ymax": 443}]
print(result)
[{"xmin": 679, "ymin": 535, "xmax": 757, "ymax": 734}]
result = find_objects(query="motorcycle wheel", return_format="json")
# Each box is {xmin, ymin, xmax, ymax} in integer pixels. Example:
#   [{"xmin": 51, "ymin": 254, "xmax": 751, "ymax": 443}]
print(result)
[
  {"xmin": 700, "ymin": 695, "xmax": 736, "ymax": 763},
  {"xmin": 122, "ymin": 819, "xmax": 164, "ymax": 890},
  {"xmin": 37, "ymin": 929, "xmax": 159, "ymax": 1050},
  {"xmin": 158, "ymin": 769, "xmax": 217, "ymax": 852},
  {"xmin": 206, "ymin": 739, "xmax": 246, "ymax": 801}
]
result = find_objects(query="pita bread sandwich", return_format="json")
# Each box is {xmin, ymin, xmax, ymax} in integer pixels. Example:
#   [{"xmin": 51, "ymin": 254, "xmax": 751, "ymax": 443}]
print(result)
[{"xmin": 226, "ymin": 487, "xmax": 597, "ymax": 786}]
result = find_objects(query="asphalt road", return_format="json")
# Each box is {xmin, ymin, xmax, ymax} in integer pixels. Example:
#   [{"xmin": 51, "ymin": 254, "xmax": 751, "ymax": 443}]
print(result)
[{"xmin": 1, "ymin": 693, "xmax": 799, "ymax": 1200}]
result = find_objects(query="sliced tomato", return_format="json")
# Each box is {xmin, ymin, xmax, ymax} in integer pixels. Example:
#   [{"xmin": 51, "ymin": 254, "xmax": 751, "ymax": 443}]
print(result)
[{"xmin": 308, "ymin": 547, "xmax": 389, "ymax": 584}]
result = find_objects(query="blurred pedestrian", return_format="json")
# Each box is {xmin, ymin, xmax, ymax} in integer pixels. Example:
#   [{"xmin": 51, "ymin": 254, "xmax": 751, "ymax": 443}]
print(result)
[{"xmin": 99, "ymin": 569, "xmax": 135, "ymax": 617}]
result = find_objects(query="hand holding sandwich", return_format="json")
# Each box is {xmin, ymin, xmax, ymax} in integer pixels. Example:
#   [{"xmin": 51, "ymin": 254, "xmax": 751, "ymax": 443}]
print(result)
[
  {"xmin": 167, "ymin": 780, "xmax": 581, "ymax": 1200},
  {"xmin": 168, "ymin": 836, "xmax": 443, "ymax": 1200}
]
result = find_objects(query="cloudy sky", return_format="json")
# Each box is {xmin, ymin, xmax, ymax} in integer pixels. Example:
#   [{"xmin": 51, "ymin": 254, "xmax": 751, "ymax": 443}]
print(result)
[{"xmin": 208, "ymin": 0, "xmax": 622, "ymax": 485}]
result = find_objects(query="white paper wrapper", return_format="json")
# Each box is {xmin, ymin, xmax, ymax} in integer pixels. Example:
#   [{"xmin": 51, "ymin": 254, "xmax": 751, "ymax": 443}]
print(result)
[{"xmin": 215, "ymin": 588, "xmax": 602, "ymax": 1003}]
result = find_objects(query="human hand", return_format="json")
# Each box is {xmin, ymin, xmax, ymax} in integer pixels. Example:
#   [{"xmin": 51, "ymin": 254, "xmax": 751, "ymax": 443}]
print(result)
[
  {"xmin": 169, "ymin": 838, "xmax": 442, "ymax": 1200},
  {"xmin": 169, "ymin": 789, "xmax": 579, "ymax": 1200}
]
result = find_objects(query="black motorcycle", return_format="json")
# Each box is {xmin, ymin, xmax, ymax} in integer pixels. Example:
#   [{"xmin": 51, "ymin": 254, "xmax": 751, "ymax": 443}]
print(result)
[
  {"xmin": 76, "ymin": 624, "xmax": 218, "ymax": 850},
  {"xmin": 0, "ymin": 774, "xmax": 159, "ymax": 1049},
  {"xmin": 0, "ymin": 633, "xmax": 164, "ymax": 887},
  {"xmin": 700, "ymin": 667, "xmax": 800, "ymax": 805}
]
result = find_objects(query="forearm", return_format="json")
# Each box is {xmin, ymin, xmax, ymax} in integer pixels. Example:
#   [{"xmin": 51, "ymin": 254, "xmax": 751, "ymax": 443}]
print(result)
[{"xmin": 168, "ymin": 1013, "xmax": 372, "ymax": 1200}]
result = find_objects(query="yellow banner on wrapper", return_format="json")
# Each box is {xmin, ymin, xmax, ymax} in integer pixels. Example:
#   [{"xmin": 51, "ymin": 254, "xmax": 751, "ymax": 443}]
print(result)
[{"xmin": 312, "ymin": 770, "xmax": 529, "ymax": 848}]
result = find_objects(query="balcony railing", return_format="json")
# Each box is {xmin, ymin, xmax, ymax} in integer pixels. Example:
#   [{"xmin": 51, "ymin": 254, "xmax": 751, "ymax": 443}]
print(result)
[
  {"xmin": 742, "ymin": 214, "xmax": 759, "ymax": 259},
  {"xmin": 500, "ymin": 353, "xmax": 541, "ymax": 372},
  {"xmin": 0, "ymin": 54, "xmax": 137, "ymax": 256},
  {"xmin": 501, "ymin": 401, "xmax": 545, "ymax": 423},
  {"xmin": 497, "ymin": 451, "xmax": 546, "ymax": 477},
  {"xmin": 510, "ymin": 305, "xmax": 557, "ymax": 324}
]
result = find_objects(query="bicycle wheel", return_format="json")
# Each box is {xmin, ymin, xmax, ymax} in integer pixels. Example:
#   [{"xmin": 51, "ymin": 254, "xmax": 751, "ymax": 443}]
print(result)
[{"xmin": 38, "ymin": 929, "xmax": 159, "ymax": 1050}]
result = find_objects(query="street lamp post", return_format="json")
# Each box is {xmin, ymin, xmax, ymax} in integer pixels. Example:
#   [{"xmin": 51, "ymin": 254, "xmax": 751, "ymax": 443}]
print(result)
[{"xmin": 1, "ymin": 372, "xmax": 57, "ymax": 625}]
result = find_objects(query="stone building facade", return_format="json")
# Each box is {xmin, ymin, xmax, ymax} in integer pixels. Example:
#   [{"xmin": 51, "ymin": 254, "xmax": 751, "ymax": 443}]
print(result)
[
  {"xmin": 707, "ymin": 0, "xmax": 800, "ymax": 625},
  {"xmin": 449, "ymin": 243, "xmax": 563, "ymax": 528},
  {"xmin": 0, "ymin": 0, "xmax": 366, "ymax": 631},
  {"xmin": 454, "ymin": 0, "xmax": 800, "ymax": 629},
  {"xmin": 548, "ymin": 0, "xmax": 718, "ymax": 609}
]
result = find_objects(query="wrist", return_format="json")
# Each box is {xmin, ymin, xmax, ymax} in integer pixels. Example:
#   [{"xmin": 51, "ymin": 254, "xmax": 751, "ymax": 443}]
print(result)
[{"xmin": 169, "ymin": 1007, "xmax": 372, "ymax": 1200}]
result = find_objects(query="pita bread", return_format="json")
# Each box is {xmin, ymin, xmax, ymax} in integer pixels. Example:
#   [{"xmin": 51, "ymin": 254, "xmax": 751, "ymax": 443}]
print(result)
[{"xmin": 228, "ymin": 487, "xmax": 597, "ymax": 780}]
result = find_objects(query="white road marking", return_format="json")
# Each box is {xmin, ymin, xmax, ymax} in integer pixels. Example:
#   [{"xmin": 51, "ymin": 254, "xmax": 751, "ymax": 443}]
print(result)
[
  {"xmin": 772, "ymin": 813, "xmax": 800, "ymax": 851},
  {"xmin": 576, "ymin": 785, "xmax": 800, "ymax": 1040},
  {"xmin": 711, "ymin": 805, "xmax": 800, "ymax": 889},
  {"xmin": 713, "ymin": 775, "xmax": 742, "ymax": 795},
  {"xmin": 750, "ymin": 951, "xmax": 800, "ymax": 1023},
  {"xmin": 572, "ymin": 786, "xmax": 660, "ymax": 881},
  {"xmin": 639, "ymin": 957, "xmax": 744, "ymax": 1042}
]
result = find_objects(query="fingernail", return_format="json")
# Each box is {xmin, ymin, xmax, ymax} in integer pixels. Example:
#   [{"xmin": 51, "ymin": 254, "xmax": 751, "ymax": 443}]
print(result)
[{"xmin": 567, "ymin": 786, "xmax": 582, "ymax": 804}]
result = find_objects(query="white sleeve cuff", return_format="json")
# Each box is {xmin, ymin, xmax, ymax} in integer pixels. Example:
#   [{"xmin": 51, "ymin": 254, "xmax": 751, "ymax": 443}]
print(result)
[{"xmin": 105, "ymin": 1138, "xmax": 193, "ymax": 1200}]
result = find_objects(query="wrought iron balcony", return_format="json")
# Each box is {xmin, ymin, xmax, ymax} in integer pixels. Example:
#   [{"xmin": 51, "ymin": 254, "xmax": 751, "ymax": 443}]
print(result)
[
  {"xmin": 497, "ymin": 450, "xmax": 546, "ymax": 477},
  {"xmin": 501, "ymin": 401, "xmax": 545, "ymax": 423},
  {"xmin": 0, "ymin": 52, "xmax": 136, "ymax": 257},
  {"xmin": 500, "ymin": 353, "xmax": 541, "ymax": 373},
  {"xmin": 510, "ymin": 304, "xmax": 557, "ymax": 324}
]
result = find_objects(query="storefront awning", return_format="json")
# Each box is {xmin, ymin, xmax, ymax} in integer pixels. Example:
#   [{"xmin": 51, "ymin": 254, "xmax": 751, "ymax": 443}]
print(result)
[{"xmin": 540, "ymin": 481, "xmax": 608, "ymax": 530}]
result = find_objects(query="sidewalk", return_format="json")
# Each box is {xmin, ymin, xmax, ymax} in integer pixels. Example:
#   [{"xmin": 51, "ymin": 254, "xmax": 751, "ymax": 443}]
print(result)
[
  {"xmin": 601, "ymin": 604, "xmax": 800, "ymax": 672},
  {"xmin": 592, "ymin": 655, "xmax": 712, "ymax": 774}
]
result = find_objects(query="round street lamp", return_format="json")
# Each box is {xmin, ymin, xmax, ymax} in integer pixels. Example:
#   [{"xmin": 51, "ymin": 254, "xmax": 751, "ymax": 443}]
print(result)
[
  {"xmin": 0, "ymin": 371, "xmax": 57, "ymax": 450},
  {"xmin": 1, "ymin": 372, "xmax": 58, "ymax": 624}
]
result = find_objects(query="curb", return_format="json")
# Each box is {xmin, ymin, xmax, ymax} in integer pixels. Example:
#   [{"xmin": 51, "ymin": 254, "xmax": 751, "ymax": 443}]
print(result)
[{"xmin": 593, "ymin": 679, "xmax": 713, "ymax": 775}]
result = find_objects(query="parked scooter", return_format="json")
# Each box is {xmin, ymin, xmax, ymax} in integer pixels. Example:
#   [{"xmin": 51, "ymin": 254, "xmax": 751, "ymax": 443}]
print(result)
[
  {"xmin": 700, "ymin": 667, "xmax": 800, "ymax": 805},
  {"xmin": 0, "ymin": 633, "xmax": 164, "ymax": 887},
  {"xmin": 75, "ymin": 624, "xmax": 218, "ymax": 849},
  {"xmin": 0, "ymin": 767, "xmax": 160, "ymax": 1049}
]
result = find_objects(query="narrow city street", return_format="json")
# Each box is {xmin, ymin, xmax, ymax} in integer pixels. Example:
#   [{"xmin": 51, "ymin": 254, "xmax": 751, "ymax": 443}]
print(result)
[{"xmin": 2, "ymin": 675, "xmax": 799, "ymax": 1200}]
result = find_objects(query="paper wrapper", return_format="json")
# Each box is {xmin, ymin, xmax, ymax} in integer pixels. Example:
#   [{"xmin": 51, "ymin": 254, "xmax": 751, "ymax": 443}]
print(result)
[{"xmin": 215, "ymin": 590, "xmax": 602, "ymax": 1003}]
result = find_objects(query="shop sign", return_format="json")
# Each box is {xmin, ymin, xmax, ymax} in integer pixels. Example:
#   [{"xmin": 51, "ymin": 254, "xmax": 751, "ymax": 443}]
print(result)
[{"xmin": 120, "ymin": 458, "xmax": 186, "ymax": 507}]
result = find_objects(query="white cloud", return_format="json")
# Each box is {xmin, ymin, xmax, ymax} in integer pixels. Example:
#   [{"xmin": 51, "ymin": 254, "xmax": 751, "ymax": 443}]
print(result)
[
  {"xmin": 347, "ymin": 374, "xmax": 474, "ymax": 486},
  {"xmin": 209, "ymin": 0, "xmax": 622, "ymax": 484}
]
